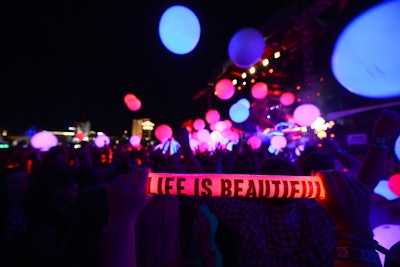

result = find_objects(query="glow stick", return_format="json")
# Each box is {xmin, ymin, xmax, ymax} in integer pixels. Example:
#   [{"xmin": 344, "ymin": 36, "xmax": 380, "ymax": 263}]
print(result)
[{"xmin": 148, "ymin": 173, "xmax": 325, "ymax": 199}]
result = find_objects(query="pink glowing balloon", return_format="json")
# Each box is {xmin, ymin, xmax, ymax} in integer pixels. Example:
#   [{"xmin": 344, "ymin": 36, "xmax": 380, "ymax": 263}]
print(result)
[
  {"xmin": 94, "ymin": 135, "xmax": 110, "ymax": 148},
  {"xmin": 126, "ymin": 97, "xmax": 142, "ymax": 111},
  {"xmin": 270, "ymin": 135, "xmax": 287, "ymax": 150},
  {"xmin": 197, "ymin": 128, "xmax": 210, "ymax": 143},
  {"xmin": 293, "ymin": 103, "xmax": 321, "ymax": 126},
  {"xmin": 223, "ymin": 119, "xmax": 232, "ymax": 129},
  {"xmin": 210, "ymin": 131, "xmax": 223, "ymax": 143},
  {"xmin": 30, "ymin": 131, "xmax": 58, "ymax": 152},
  {"xmin": 251, "ymin": 82, "xmax": 268, "ymax": 99},
  {"xmin": 193, "ymin": 118, "xmax": 206, "ymax": 131},
  {"xmin": 129, "ymin": 135, "xmax": 141, "ymax": 147},
  {"xmin": 388, "ymin": 174, "xmax": 400, "ymax": 196},
  {"xmin": 205, "ymin": 109, "xmax": 220, "ymax": 124},
  {"xmin": 155, "ymin": 124, "xmax": 173, "ymax": 143},
  {"xmin": 280, "ymin": 92, "xmax": 295, "ymax": 106},
  {"xmin": 247, "ymin": 135, "xmax": 262, "ymax": 150},
  {"xmin": 124, "ymin": 93, "xmax": 137, "ymax": 105},
  {"xmin": 215, "ymin": 78, "xmax": 235, "ymax": 100},
  {"xmin": 228, "ymin": 27, "xmax": 266, "ymax": 68},
  {"xmin": 215, "ymin": 121, "xmax": 227, "ymax": 132}
]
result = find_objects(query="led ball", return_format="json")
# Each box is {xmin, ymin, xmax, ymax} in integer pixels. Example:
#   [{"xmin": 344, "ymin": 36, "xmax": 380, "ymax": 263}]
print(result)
[
  {"xmin": 129, "ymin": 135, "xmax": 141, "ymax": 147},
  {"xmin": 229, "ymin": 102, "xmax": 250, "ymax": 123},
  {"xmin": 388, "ymin": 174, "xmax": 400, "ymax": 196},
  {"xmin": 251, "ymin": 82, "xmax": 268, "ymax": 99},
  {"xmin": 159, "ymin": 5, "xmax": 201, "ymax": 55},
  {"xmin": 280, "ymin": 92, "xmax": 295, "ymax": 106},
  {"xmin": 223, "ymin": 119, "xmax": 232, "ymax": 129},
  {"xmin": 331, "ymin": 0, "xmax": 400, "ymax": 98},
  {"xmin": 197, "ymin": 128, "xmax": 210, "ymax": 143},
  {"xmin": 293, "ymin": 103, "xmax": 321, "ymax": 126},
  {"xmin": 94, "ymin": 135, "xmax": 110, "ymax": 148},
  {"xmin": 394, "ymin": 134, "xmax": 400, "ymax": 162},
  {"xmin": 237, "ymin": 98, "xmax": 250, "ymax": 109},
  {"xmin": 215, "ymin": 121, "xmax": 227, "ymax": 132},
  {"xmin": 193, "ymin": 118, "xmax": 206, "ymax": 131},
  {"xmin": 205, "ymin": 109, "xmax": 220, "ymax": 124},
  {"xmin": 247, "ymin": 135, "xmax": 262, "ymax": 150},
  {"xmin": 228, "ymin": 27, "xmax": 266, "ymax": 68},
  {"xmin": 270, "ymin": 135, "xmax": 287, "ymax": 150},
  {"xmin": 154, "ymin": 124, "xmax": 173, "ymax": 143},
  {"xmin": 124, "ymin": 93, "xmax": 137, "ymax": 105},
  {"xmin": 30, "ymin": 131, "xmax": 58, "ymax": 152},
  {"xmin": 215, "ymin": 78, "xmax": 235, "ymax": 100},
  {"xmin": 126, "ymin": 97, "xmax": 142, "ymax": 111},
  {"xmin": 210, "ymin": 131, "xmax": 222, "ymax": 143}
]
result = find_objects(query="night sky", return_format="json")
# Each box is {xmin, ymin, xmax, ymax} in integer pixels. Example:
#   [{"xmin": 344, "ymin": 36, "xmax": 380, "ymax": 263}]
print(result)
[{"xmin": 1, "ymin": 0, "xmax": 397, "ymax": 136}]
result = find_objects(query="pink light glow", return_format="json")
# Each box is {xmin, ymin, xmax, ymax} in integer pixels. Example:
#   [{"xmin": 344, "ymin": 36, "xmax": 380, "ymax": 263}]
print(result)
[
  {"xmin": 205, "ymin": 109, "xmax": 220, "ymax": 124},
  {"xmin": 293, "ymin": 103, "xmax": 321, "ymax": 126},
  {"xmin": 270, "ymin": 135, "xmax": 287, "ymax": 150},
  {"xmin": 193, "ymin": 118, "xmax": 206, "ymax": 131},
  {"xmin": 215, "ymin": 78, "xmax": 235, "ymax": 100},
  {"xmin": 129, "ymin": 135, "xmax": 141, "ymax": 147},
  {"xmin": 197, "ymin": 128, "xmax": 210, "ymax": 143},
  {"xmin": 251, "ymin": 82, "xmax": 268, "ymax": 99},
  {"xmin": 388, "ymin": 174, "xmax": 400, "ymax": 196},
  {"xmin": 280, "ymin": 92, "xmax": 295, "ymax": 106},
  {"xmin": 126, "ymin": 97, "xmax": 142, "ymax": 111},
  {"xmin": 124, "ymin": 93, "xmax": 137, "ymax": 105},
  {"xmin": 30, "ymin": 131, "xmax": 58, "ymax": 152},
  {"xmin": 94, "ymin": 134, "xmax": 110, "ymax": 148},
  {"xmin": 147, "ymin": 173, "xmax": 325, "ymax": 198},
  {"xmin": 247, "ymin": 135, "xmax": 262, "ymax": 150},
  {"xmin": 155, "ymin": 124, "xmax": 173, "ymax": 143}
]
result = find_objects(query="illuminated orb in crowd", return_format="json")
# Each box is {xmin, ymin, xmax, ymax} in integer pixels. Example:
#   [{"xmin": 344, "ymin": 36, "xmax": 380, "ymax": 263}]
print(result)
[
  {"xmin": 193, "ymin": 118, "xmax": 206, "ymax": 131},
  {"xmin": 210, "ymin": 131, "xmax": 223, "ymax": 143},
  {"xmin": 251, "ymin": 82, "xmax": 268, "ymax": 99},
  {"xmin": 247, "ymin": 135, "xmax": 262, "ymax": 150},
  {"xmin": 159, "ymin": 5, "xmax": 201, "ymax": 55},
  {"xmin": 394, "ymin": 134, "xmax": 400, "ymax": 162},
  {"xmin": 94, "ymin": 134, "xmax": 110, "ymax": 148},
  {"xmin": 388, "ymin": 174, "xmax": 400, "ymax": 196},
  {"xmin": 30, "ymin": 131, "xmax": 58, "ymax": 152},
  {"xmin": 270, "ymin": 135, "xmax": 287, "ymax": 150},
  {"xmin": 229, "ymin": 102, "xmax": 250, "ymax": 123},
  {"xmin": 223, "ymin": 119, "xmax": 232, "ymax": 129},
  {"xmin": 205, "ymin": 109, "xmax": 220, "ymax": 124},
  {"xmin": 331, "ymin": 0, "xmax": 400, "ymax": 98},
  {"xmin": 280, "ymin": 92, "xmax": 295, "ymax": 106},
  {"xmin": 237, "ymin": 98, "xmax": 250, "ymax": 109},
  {"xmin": 228, "ymin": 27, "xmax": 266, "ymax": 68},
  {"xmin": 154, "ymin": 124, "xmax": 173, "ymax": 143},
  {"xmin": 124, "ymin": 93, "xmax": 137, "ymax": 105},
  {"xmin": 129, "ymin": 135, "xmax": 141, "ymax": 148},
  {"xmin": 373, "ymin": 224, "xmax": 400, "ymax": 265},
  {"xmin": 215, "ymin": 78, "xmax": 235, "ymax": 100},
  {"xmin": 215, "ymin": 121, "xmax": 227, "ymax": 132},
  {"xmin": 126, "ymin": 97, "xmax": 142, "ymax": 111},
  {"xmin": 293, "ymin": 103, "xmax": 321, "ymax": 126},
  {"xmin": 197, "ymin": 128, "xmax": 210, "ymax": 143},
  {"xmin": 374, "ymin": 180, "xmax": 399, "ymax": 201}
]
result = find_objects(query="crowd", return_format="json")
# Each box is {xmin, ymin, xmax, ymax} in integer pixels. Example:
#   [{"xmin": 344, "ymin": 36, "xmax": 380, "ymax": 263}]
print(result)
[{"xmin": 1, "ymin": 109, "xmax": 400, "ymax": 267}]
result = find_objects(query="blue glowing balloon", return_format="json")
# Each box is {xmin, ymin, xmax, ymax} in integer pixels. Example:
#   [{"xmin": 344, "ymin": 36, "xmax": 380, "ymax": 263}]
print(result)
[
  {"xmin": 228, "ymin": 27, "xmax": 265, "ymax": 68},
  {"xmin": 331, "ymin": 0, "xmax": 400, "ymax": 98},
  {"xmin": 159, "ymin": 5, "xmax": 201, "ymax": 55},
  {"xmin": 229, "ymin": 102, "xmax": 250, "ymax": 123}
]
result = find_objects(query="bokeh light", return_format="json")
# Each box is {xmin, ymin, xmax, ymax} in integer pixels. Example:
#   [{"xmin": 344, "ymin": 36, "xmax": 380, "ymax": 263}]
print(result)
[
  {"xmin": 30, "ymin": 131, "xmax": 58, "ymax": 152},
  {"xmin": 293, "ymin": 103, "xmax": 321, "ymax": 126},
  {"xmin": 251, "ymin": 82, "xmax": 268, "ymax": 99},
  {"xmin": 215, "ymin": 78, "xmax": 235, "ymax": 100},
  {"xmin": 154, "ymin": 124, "xmax": 173, "ymax": 143}
]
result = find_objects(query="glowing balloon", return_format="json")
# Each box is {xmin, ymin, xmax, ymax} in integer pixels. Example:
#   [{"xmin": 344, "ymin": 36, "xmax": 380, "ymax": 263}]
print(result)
[
  {"xmin": 373, "ymin": 224, "xmax": 400, "ymax": 266},
  {"xmin": 374, "ymin": 180, "xmax": 399, "ymax": 200},
  {"xmin": 94, "ymin": 134, "xmax": 110, "ymax": 148},
  {"xmin": 197, "ymin": 128, "xmax": 210, "ymax": 143},
  {"xmin": 126, "ymin": 97, "xmax": 142, "ymax": 111},
  {"xmin": 210, "ymin": 131, "xmax": 223, "ymax": 143},
  {"xmin": 205, "ymin": 109, "xmax": 220, "ymax": 124},
  {"xmin": 229, "ymin": 102, "xmax": 250, "ymax": 123},
  {"xmin": 280, "ymin": 92, "xmax": 295, "ymax": 106},
  {"xmin": 388, "ymin": 174, "xmax": 400, "ymax": 196},
  {"xmin": 129, "ymin": 135, "xmax": 141, "ymax": 147},
  {"xmin": 215, "ymin": 78, "xmax": 235, "ymax": 100},
  {"xmin": 331, "ymin": 0, "xmax": 400, "ymax": 98},
  {"xmin": 154, "ymin": 124, "xmax": 173, "ymax": 143},
  {"xmin": 30, "ymin": 131, "xmax": 58, "ymax": 152},
  {"xmin": 237, "ymin": 98, "xmax": 250, "ymax": 109},
  {"xmin": 193, "ymin": 118, "xmax": 206, "ymax": 131},
  {"xmin": 394, "ymin": 134, "xmax": 400, "ymax": 162},
  {"xmin": 215, "ymin": 121, "xmax": 227, "ymax": 132},
  {"xmin": 251, "ymin": 82, "xmax": 268, "ymax": 99},
  {"xmin": 223, "ymin": 119, "xmax": 232, "ymax": 129},
  {"xmin": 124, "ymin": 93, "xmax": 137, "ymax": 105},
  {"xmin": 270, "ymin": 135, "xmax": 287, "ymax": 150},
  {"xmin": 228, "ymin": 27, "xmax": 266, "ymax": 68},
  {"xmin": 247, "ymin": 135, "xmax": 262, "ymax": 150},
  {"xmin": 159, "ymin": 5, "xmax": 201, "ymax": 55},
  {"xmin": 293, "ymin": 103, "xmax": 321, "ymax": 126}
]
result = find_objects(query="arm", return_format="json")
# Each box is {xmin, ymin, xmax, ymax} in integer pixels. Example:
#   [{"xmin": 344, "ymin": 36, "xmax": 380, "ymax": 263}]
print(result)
[
  {"xmin": 104, "ymin": 166, "xmax": 153, "ymax": 267},
  {"xmin": 175, "ymin": 127, "xmax": 204, "ymax": 173}
]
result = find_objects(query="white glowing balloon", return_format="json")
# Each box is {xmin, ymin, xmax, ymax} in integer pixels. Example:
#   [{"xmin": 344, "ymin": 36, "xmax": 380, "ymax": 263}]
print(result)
[
  {"xmin": 210, "ymin": 131, "xmax": 222, "ymax": 143},
  {"xmin": 30, "ymin": 131, "xmax": 58, "ymax": 152},
  {"xmin": 159, "ymin": 5, "xmax": 201, "ymax": 55},
  {"xmin": 293, "ymin": 103, "xmax": 321, "ymax": 126},
  {"xmin": 331, "ymin": 0, "xmax": 400, "ymax": 98},
  {"xmin": 373, "ymin": 224, "xmax": 400, "ymax": 266}
]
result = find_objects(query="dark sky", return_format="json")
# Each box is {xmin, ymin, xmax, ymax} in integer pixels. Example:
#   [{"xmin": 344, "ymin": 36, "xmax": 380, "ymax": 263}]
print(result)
[
  {"xmin": 2, "ymin": 0, "xmax": 299, "ymax": 135},
  {"xmin": 2, "ymin": 0, "xmax": 397, "ymax": 136}
]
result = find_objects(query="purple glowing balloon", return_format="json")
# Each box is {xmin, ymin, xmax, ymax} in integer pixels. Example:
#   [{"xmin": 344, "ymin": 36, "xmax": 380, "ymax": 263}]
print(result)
[
  {"xmin": 30, "ymin": 130, "xmax": 58, "ymax": 152},
  {"xmin": 94, "ymin": 134, "xmax": 110, "ymax": 148}
]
